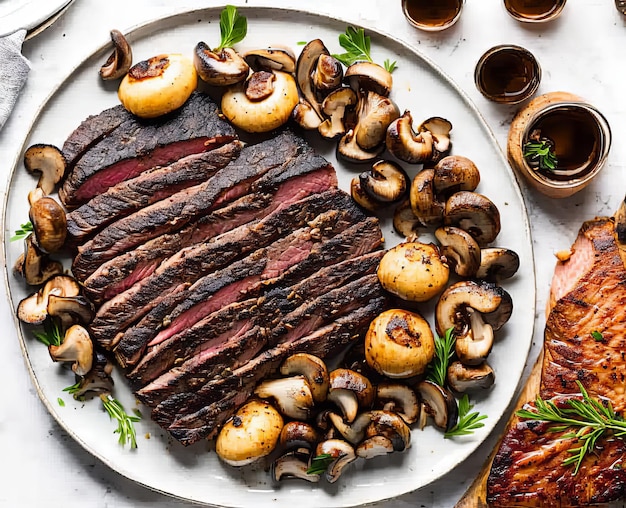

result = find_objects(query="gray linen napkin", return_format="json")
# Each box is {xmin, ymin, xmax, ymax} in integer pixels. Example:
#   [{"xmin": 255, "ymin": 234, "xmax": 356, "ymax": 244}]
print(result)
[{"xmin": 0, "ymin": 29, "xmax": 30, "ymax": 131}]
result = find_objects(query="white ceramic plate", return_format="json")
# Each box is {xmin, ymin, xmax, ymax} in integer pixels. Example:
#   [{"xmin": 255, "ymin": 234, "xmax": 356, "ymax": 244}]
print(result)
[
  {"xmin": 0, "ymin": 0, "xmax": 72, "ymax": 36},
  {"xmin": 3, "ymin": 7, "xmax": 535, "ymax": 508}
]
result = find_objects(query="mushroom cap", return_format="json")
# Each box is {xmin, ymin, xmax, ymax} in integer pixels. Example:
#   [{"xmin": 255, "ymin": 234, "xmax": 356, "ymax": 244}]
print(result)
[
  {"xmin": 386, "ymin": 111, "xmax": 434, "ymax": 164},
  {"xmin": 118, "ymin": 53, "xmax": 198, "ymax": 118},
  {"xmin": 23, "ymin": 144, "xmax": 66, "ymax": 195},
  {"xmin": 312, "ymin": 54, "xmax": 343, "ymax": 95},
  {"xmin": 215, "ymin": 399, "xmax": 284, "ymax": 467},
  {"xmin": 444, "ymin": 191, "xmax": 502, "ymax": 246},
  {"xmin": 244, "ymin": 47, "xmax": 296, "ymax": 73},
  {"xmin": 48, "ymin": 324, "xmax": 94, "ymax": 376},
  {"xmin": 409, "ymin": 168, "xmax": 445, "ymax": 226},
  {"xmin": 344, "ymin": 61, "xmax": 393, "ymax": 97},
  {"xmin": 280, "ymin": 353, "xmax": 329, "ymax": 403},
  {"xmin": 433, "ymin": 155, "xmax": 480, "ymax": 196},
  {"xmin": 366, "ymin": 410, "xmax": 412, "ymax": 452},
  {"xmin": 360, "ymin": 160, "xmax": 409, "ymax": 204},
  {"xmin": 447, "ymin": 361, "xmax": 495, "ymax": 393},
  {"xmin": 476, "ymin": 247, "xmax": 520, "ymax": 282},
  {"xmin": 329, "ymin": 368, "xmax": 375, "ymax": 408},
  {"xmin": 278, "ymin": 421, "xmax": 320, "ymax": 451},
  {"xmin": 415, "ymin": 380, "xmax": 459, "ymax": 432},
  {"xmin": 354, "ymin": 90, "xmax": 400, "ymax": 150},
  {"xmin": 435, "ymin": 225, "xmax": 481, "ymax": 278},
  {"xmin": 29, "ymin": 196, "xmax": 67, "ymax": 253},
  {"xmin": 254, "ymin": 375, "xmax": 315, "ymax": 420},
  {"xmin": 99, "ymin": 29, "xmax": 133, "ymax": 81},
  {"xmin": 419, "ymin": 117, "xmax": 453, "ymax": 160},
  {"xmin": 221, "ymin": 70, "xmax": 299, "ymax": 133},
  {"xmin": 376, "ymin": 382, "xmax": 420, "ymax": 424},
  {"xmin": 194, "ymin": 43, "xmax": 249, "ymax": 86},
  {"xmin": 296, "ymin": 39, "xmax": 329, "ymax": 118}
]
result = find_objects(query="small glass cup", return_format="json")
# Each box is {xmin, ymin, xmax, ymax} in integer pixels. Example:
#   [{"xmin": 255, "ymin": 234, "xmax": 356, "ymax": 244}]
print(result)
[
  {"xmin": 402, "ymin": 0, "xmax": 464, "ymax": 32},
  {"xmin": 503, "ymin": 0, "xmax": 567, "ymax": 23},
  {"xmin": 474, "ymin": 45, "xmax": 541, "ymax": 104}
]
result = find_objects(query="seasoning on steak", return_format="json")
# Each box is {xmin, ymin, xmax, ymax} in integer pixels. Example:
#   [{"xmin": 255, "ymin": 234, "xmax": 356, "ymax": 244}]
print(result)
[
  {"xmin": 487, "ymin": 217, "xmax": 626, "ymax": 507},
  {"xmin": 71, "ymin": 131, "xmax": 333, "ymax": 280},
  {"xmin": 66, "ymin": 142, "xmax": 242, "ymax": 245},
  {"xmin": 59, "ymin": 92, "xmax": 237, "ymax": 208}
]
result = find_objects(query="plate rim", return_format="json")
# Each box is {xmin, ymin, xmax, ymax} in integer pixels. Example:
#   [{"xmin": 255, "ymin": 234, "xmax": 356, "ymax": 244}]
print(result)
[
  {"xmin": 2, "ymin": 4, "xmax": 537, "ymax": 507},
  {"xmin": 0, "ymin": 0, "xmax": 72, "ymax": 37}
]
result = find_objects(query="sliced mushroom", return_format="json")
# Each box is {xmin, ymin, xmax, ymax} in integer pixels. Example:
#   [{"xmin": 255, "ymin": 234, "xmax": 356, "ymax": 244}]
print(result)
[
  {"xmin": 435, "ymin": 226, "xmax": 481, "ymax": 278},
  {"xmin": 444, "ymin": 191, "xmax": 501, "ymax": 246},
  {"xmin": 376, "ymin": 383, "xmax": 420, "ymax": 424},
  {"xmin": 99, "ymin": 29, "xmax": 133, "ymax": 80},
  {"xmin": 279, "ymin": 421, "xmax": 320, "ymax": 452},
  {"xmin": 17, "ymin": 274, "xmax": 81, "ymax": 324},
  {"xmin": 338, "ymin": 129, "xmax": 384, "ymax": 163},
  {"xmin": 23, "ymin": 144, "xmax": 66, "ymax": 195},
  {"xmin": 296, "ymin": 39, "xmax": 329, "ymax": 119},
  {"xmin": 447, "ymin": 361, "xmax": 495, "ymax": 393},
  {"xmin": 418, "ymin": 117, "xmax": 453, "ymax": 161},
  {"xmin": 271, "ymin": 450, "xmax": 320, "ymax": 483},
  {"xmin": 280, "ymin": 353, "xmax": 329, "ymax": 403},
  {"xmin": 409, "ymin": 168, "xmax": 445, "ymax": 226},
  {"xmin": 48, "ymin": 324, "xmax": 94, "ymax": 376},
  {"xmin": 360, "ymin": 160, "xmax": 409, "ymax": 204},
  {"xmin": 318, "ymin": 87, "xmax": 357, "ymax": 139},
  {"xmin": 194, "ymin": 43, "xmax": 249, "ymax": 86},
  {"xmin": 314, "ymin": 439, "xmax": 356, "ymax": 483},
  {"xmin": 351, "ymin": 176, "xmax": 381, "ymax": 213},
  {"xmin": 433, "ymin": 155, "xmax": 480, "ymax": 196},
  {"xmin": 386, "ymin": 111, "xmax": 434, "ymax": 163},
  {"xmin": 14, "ymin": 235, "xmax": 63, "ymax": 286},
  {"xmin": 291, "ymin": 99, "xmax": 323, "ymax": 130},
  {"xmin": 455, "ymin": 308, "xmax": 494, "ymax": 365},
  {"xmin": 68, "ymin": 350, "xmax": 115, "ymax": 400},
  {"xmin": 328, "ymin": 368, "xmax": 374, "ymax": 422},
  {"xmin": 344, "ymin": 61, "xmax": 393, "ymax": 97},
  {"xmin": 476, "ymin": 248, "xmax": 520, "ymax": 282},
  {"xmin": 393, "ymin": 198, "xmax": 421, "ymax": 238},
  {"xmin": 356, "ymin": 435, "xmax": 395, "ymax": 459},
  {"xmin": 254, "ymin": 375, "xmax": 315, "ymax": 420},
  {"xmin": 47, "ymin": 294, "xmax": 95, "ymax": 328},
  {"xmin": 328, "ymin": 411, "xmax": 372, "ymax": 445},
  {"xmin": 354, "ymin": 90, "xmax": 400, "ymax": 150},
  {"xmin": 312, "ymin": 54, "xmax": 343, "ymax": 96},
  {"xmin": 244, "ymin": 47, "xmax": 296, "ymax": 73},
  {"xmin": 366, "ymin": 410, "xmax": 412, "ymax": 452},
  {"xmin": 29, "ymin": 196, "xmax": 67, "ymax": 253},
  {"xmin": 221, "ymin": 70, "xmax": 299, "ymax": 133},
  {"xmin": 415, "ymin": 380, "xmax": 459, "ymax": 432}
]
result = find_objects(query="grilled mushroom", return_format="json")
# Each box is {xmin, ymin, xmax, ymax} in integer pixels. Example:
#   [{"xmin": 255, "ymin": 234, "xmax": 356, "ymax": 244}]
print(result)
[
  {"xmin": 244, "ymin": 47, "xmax": 296, "ymax": 73},
  {"xmin": 48, "ymin": 324, "xmax": 94, "ymax": 376},
  {"xmin": 29, "ymin": 196, "xmax": 67, "ymax": 253},
  {"xmin": 418, "ymin": 117, "xmax": 453, "ymax": 161},
  {"xmin": 376, "ymin": 382, "xmax": 420, "ymax": 424},
  {"xmin": 327, "ymin": 368, "xmax": 375, "ymax": 422},
  {"xmin": 254, "ymin": 375, "xmax": 315, "ymax": 420},
  {"xmin": 393, "ymin": 198, "xmax": 421, "ymax": 238},
  {"xmin": 14, "ymin": 235, "xmax": 63, "ymax": 286},
  {"xmin": 296, "ymin": 39, "xmax": 329, "ymax": 119},
  {"xmin": 292, "ymin": 99, "xmax": 323, "ymax": 130},
  {"xmin": 366, "ymin": 410, "xmax": 412, "ymax": 452},
  {"xmin": 409, "ymin": 168, "xmax": 445, "ymax": 226},
  {"xmin": 194, "ymin": 42, "xmax": 249, "ymax": 86},
  {"xmin": 318, "ymin": 87, "xmax": 357, "ymax": 139},
  {"xmin": 356, "ymin": 435, "xmax": 395, "ymax": 459},
  {"xmin": 476, "ymin": 248, "xmax": 520, "ymax": 282},
  {"xmin": 68, "ymin": 350, "xmax": 115, "ymax": 399},
  {"xmin": 279, "ymin": 421, "xmax": 320, "ymax": 452},
  {"xmin": 415, "ymin": 380, "xmax": 459, "ymax": 432},
  {"xmin": 47, "ymin": 294, "xmax": 95, "ymax": 328},
  {"xmin": 386, "ymin": 111, "xmax": 434, "ymax": 163},
  {"xmin": 23, "ymin": 144, "xmax": 66, "ymax": 195},
  {"xmin": 354, "ymin": 91, "xmax": 400, "ymax": 150},
  {"xmin": 444, "ymin": 191, "xmax": 501, "ymax": 246},
  {"xmin": 280, "ymin": 353, "xmax": 329, "ymax": 403},
  {"xmin": 435, "ymin": 226, "xmax": 481, "ymax": 278},
  {"xmin": 360, "ymin": 160, "xmax": 409, "ymax": 204},
  {"xmin": 447, "ymin": 361, "xmax": 495, "ymax": 392},
  {"xmin": 314, "ymin": 439, "xmax": 356, "ymax": 483},
  {"xmin": 17, "ymin": 274, "xmax": 81, "ymax": 325},
  {"xmin": 351, "ymin": 176, "xmax": 382, "ymax": 212},
  {"xmin": 271, "ymin": 450, "xmax": 320, "ymax": 483},
  {"xmin": 328, "ymin": 411, "xmax": 373, "ymax": 444},
  {"xmin": 99, "ymin": 29, "xmax": 133, "ymax": 80},
  {"xmin": 433, "ymin": 155, "xmax": 480, "ymax": 195},
  {"xmin": 312, "ymin": 54, "xmax": 343, "ymax": 96},
  {"xmin": 344, "ymin": 61, "xmax": 393, "ymax": 97}
]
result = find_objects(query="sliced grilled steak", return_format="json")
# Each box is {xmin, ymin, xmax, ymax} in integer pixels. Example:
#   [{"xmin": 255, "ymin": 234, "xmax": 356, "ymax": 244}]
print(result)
[
  {"xmin": 82, "ymin": 193, "xmax": 273, "ymax": 302},
  {"xmin": 115, "ymin": 216, "xmax": 383, "ymax": 356},
  {"xmin": 160, "ymin": 297, "xmax": 387, "ymax": 445},
  {"xmin": 61, "ymin": 104, "xmax": 131, "ymax": 169},
  {"xmin": 60, "ymin": 92, "xmax": 237, "ymax": 208},
  {"xmin": 66, "ymin": 142, "xmax": 241, "ymax": 244},
  {"xmin": 130, "ymin": 251, "xmax": 384, "ymax": 394},
  {"xmin": 71, "ymin": 132, "xmax": 333, "ymax": 280}
]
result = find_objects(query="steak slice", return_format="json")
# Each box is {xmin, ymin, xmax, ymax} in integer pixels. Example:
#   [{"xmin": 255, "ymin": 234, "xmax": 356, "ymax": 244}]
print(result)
[
  {"xmin": 115, "ymin": 216, "xmax": 383, "ymax": 356},
  {"xmin": 160, "ymin": 297, "xmax": 387, "ymax": 445},
  {"xmin": 487, "ymin": 217, "xmax": 626, "ymax": 507},
  {"xmin": 130, "ymin": 252, "xmax": 384, "ymax": 397},
  {"xmin": 71, "ymin": 132, "xmax": 333, "ymax": 280},
  {"xmin": 61, "ymin": 104, "xmax": 131, "ymax": 169},
  {"xmin": 110, "ymin": 191, "xmax": 366, "ymax": 364},
  {"xmin": 66, "ymin": 142, "xmax": 241, "ymax": 244},
  {"xmin": 60, "ymin": 92, "xmax": 237, "ymax": 208}
]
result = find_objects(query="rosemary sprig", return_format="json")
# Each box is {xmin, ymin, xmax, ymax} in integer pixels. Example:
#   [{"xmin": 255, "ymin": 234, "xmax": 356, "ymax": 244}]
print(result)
[
  {"xmin": 306, "ymin": 453, "xmax": 333, "ymax": 475},
  {"xmin": 217, "ymin": 5, "xmax": 247, "ymax": 50},
  {"xmin": 384, "ymin": 58, "xmax": 397, "ymax": 73},
  {"xmin": 426, "ymin": 327, "xmax": 455, "ymax": 387},
  {"xmin": 445, "ymin": 394, "xmax": 488, "ymax": 438},
  {"xmin": 516, "ymin": 381, "xmax": 626, "ymax": 474},
  {"xmin": 523, "ymin": 140, "xmax": 558, "ymax": 172},
  {"xmin": 100, "ymin": 394, "xmax": 141, "ymax": 449},
  {"xmin": 33, "ymin": 318, "xmax": 63, "ymax": 347},
  {"xmin": 10, "ymin": 221, "xmax": 33, "ymax": 242},
  {"xmin": 333, "ymin": 26, "xmax": 397, "ymax": 73}
]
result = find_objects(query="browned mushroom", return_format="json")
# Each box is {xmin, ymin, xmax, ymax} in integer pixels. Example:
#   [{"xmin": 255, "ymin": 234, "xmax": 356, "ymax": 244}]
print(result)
[{"xmin": 99, "ymin": 29, "xmax": 133, "ymax": 80}]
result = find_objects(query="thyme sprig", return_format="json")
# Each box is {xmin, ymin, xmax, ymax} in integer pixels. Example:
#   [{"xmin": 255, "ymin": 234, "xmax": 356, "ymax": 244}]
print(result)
[
  {"xmin": 516, "ymin": 381, "xmax": 626, "ymax": 474},
  {"xmin": 523, "ymin": 139, "xmax": 558, "ymax": 172},
  {"xmin": 306, "ymin": 453, "xmax": 334, "ymax": 475},
  {"xmin": 426, "ymin": 327, "xmax": 455, "ymax": 387},
  {"xmin": 333, "ymin": 26, "xmax": 397, "ymax": 73},
  {"xmin": 217, "ymin": 5, "xmax": 247, "ymax": 50},
  {"xmin": 100, "ymin": 394, "xmax": 141, "ymax": 449},
  {"xmin": 445, "ymin": 394, "xmax": 488, "ymax": 438},
  {"xmin": 10, "ymin": 221, "xmax": 33, "ymax": 242}
]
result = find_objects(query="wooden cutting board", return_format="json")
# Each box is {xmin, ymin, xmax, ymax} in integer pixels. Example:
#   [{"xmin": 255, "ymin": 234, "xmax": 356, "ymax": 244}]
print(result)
[{"xmin": 454, "ymin": 350, "xmax": 544, "ymax": 508}]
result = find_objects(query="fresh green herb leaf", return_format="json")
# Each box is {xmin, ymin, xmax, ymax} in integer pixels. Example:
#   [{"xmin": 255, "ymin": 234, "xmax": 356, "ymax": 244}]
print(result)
[
  {"xmin": 445, "ymin": 394, "xmax": 488, "ymax": 438},
  {"xmin": 10, "ymin": 221, "xmax": 33, "ymax": 242},
  {"xmin": 516, "ymin": 380, "xmax": 626, "ymax": 475},
  {"xmin": 33, "ymin": 318, "xmax": 63, "ymax": 347},
  {"xmin": 426, "ymin": 327, "xmax": 456, "ymax": 387},
  {"xmin": 523, "ymin": 140, "xmax": 558, "ymax": 172},
  {"xmin": 100, "ymin": 394, "xmax": 141, "ymax": 449},
  {"xmin": 218, "ymin": 5, "xmax": 247, "ymax": 50},
  {"xmin": 306, "ymin": 453, "xmax": 334, "ymax": 475},
  {"xmin": 384, "ymin": 59, "xmax": 397, "ymax": 73},
  {"xmin": 297, "ymin": 41, "xmax": 307, "ymax": 46},
  {"xmin": 591, "ymin": 330, "xmax": 604, "ymax": 342},
  {"xmin": 57, "ymin": 397, "xmax": 65, "ymax": 407},
  {"xmin": 333, "ymin": 26, "xmax": 373, "ymax": 67},
  {"xmin": 63, "ymin": 381, "xmax": 82, "ymax": 395}
]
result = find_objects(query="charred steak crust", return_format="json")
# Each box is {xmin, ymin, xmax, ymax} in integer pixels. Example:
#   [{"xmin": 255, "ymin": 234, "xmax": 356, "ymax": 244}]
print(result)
[
  {"xmin": 59, "ymin": 92, "xmax": 237, "ymax": 208},
  {"xmin": 487, "ymin": 217, "xmax": 626, "ymax": 507}
]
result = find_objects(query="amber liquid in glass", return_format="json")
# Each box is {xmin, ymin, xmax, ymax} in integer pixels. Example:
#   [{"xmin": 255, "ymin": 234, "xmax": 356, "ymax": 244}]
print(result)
[
  {"xmin": 477, "ymin": 49, "xmax": 538, "ymax": 102},
  {"xmin": 403, "ymin": 0, "xmax": 463, "ymax": 29},
  {"xmin": 504, "ymin": 0, "xmax": 566, "ymax": 20},
  {"xmin": 531, "ymin": 107, "xmax": 600, "ymax": 181}
]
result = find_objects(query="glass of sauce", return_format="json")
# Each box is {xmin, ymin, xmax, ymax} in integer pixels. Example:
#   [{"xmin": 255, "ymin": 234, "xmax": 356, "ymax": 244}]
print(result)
[
  {"xmin": 474, "ymin": 45, "xmax": 541, "ymax": 104},
  {"xmin": 402, "ymin": 0, "xmax": 464, "ymax": 31},
  {"xmin": 503, "ymin": 0, "xmax": 567, "ymax": 23}
]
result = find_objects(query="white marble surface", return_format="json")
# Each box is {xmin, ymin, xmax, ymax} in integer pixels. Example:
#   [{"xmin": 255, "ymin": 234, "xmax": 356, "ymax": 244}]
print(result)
[{"xmin": 1, "ymin": 1, "xmax": 625, "ymax": 506}]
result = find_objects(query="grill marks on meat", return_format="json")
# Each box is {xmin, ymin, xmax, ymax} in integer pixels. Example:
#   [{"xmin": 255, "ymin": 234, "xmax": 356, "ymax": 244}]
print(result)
[
  {"xmin": 60, "ymin": 93, "xmax": 237, "ymax": 208},
  {"xmin": 66, "ymin": 117, "xmax": 387, "ymax": 447},
  {"xmin": 487, "ymin": 217, "xmax": 626, "ymax": 507}
]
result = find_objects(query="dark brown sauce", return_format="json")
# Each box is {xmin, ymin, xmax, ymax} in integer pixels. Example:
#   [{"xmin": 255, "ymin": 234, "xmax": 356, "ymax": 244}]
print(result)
[
  {"xmin": 402, "ymin": 0, "xmax": 462, "ymax": 28},
  {"xmin": 504, "ymin": 0, "xmax": 566, "ymax": 20},
  {"xmin": 530, "ymin": 107, "xmax": 600, "ymax": 181}
]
